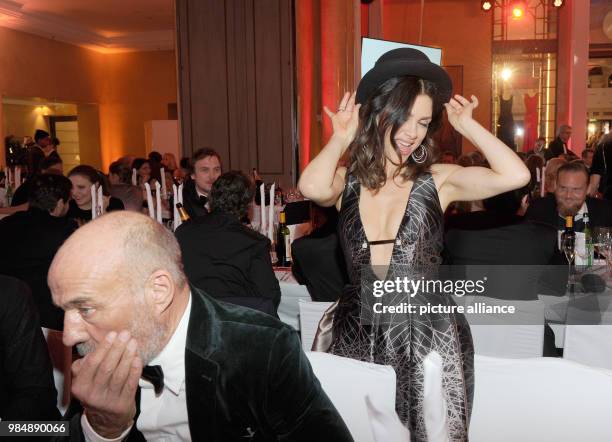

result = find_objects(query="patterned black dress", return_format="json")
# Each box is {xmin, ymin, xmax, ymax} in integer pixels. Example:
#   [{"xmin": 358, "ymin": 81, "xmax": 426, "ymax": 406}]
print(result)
[{"xmin": 328, "ymin": 172, "xmax": 474, "ymax": 441}]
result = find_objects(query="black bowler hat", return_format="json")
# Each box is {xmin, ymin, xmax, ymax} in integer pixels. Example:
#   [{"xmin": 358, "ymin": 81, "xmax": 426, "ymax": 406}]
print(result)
[
  {"xmin": 34, "ymin": 129, "xmax": 50, "ymax": 142},
  {"xmin": 356, "ymin": 48, "xmax": 453, "ymax": 105}
]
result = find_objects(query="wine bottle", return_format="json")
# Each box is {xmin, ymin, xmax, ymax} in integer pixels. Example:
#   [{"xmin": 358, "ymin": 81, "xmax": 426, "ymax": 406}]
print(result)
[
  {"xmin": 561, "ymin": 215, "xmax": 575, "ymax": 265},
  {"xmin": 176, "ymin": 203, "xmax": 190, "ymax": 222},
  {"xmin": 276, "ymin": 212, "xmax": 292, "ymax": 267}
]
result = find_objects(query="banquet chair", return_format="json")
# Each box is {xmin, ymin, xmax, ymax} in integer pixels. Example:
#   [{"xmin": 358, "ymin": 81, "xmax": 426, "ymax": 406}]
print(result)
[
  {"xmin": 563, "ymin": 325, "xmax": 612, "ymax": 369},
  {"xmin": 298, "ymin": 300, "xmax": 333, "ymax": 351},
  {"xmin": 364, "ymin": 351, "xmax": 450, "ymax": 442},
  {"xmin": 460, "ymin": 296, "xmax": 545, "ymax": 358},
  {"xmin": 41, "ymin": 327, "xmax": 72, "ymax": 415},
  {"xmin": 306, "ymin": 352, "xmax": 396, "ymax": 442},
  {"xmin": 277, "ymin": 282, "xmax": 312, "ymax": 330},
  {"xmin": 470, "ymin": 355, "xmax": 612, "ymax": 442}
]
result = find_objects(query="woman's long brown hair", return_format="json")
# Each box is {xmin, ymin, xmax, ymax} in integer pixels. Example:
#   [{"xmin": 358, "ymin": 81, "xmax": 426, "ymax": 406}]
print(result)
[{"xmin": 348, "ymin": 76, "xmax": 445, "ymax": 191}]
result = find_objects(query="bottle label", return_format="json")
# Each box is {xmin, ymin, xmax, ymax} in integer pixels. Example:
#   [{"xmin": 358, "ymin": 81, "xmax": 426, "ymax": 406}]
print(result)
[{"xmin": 284, "ymin": 234, "xmax": 292, "ymax": 263}]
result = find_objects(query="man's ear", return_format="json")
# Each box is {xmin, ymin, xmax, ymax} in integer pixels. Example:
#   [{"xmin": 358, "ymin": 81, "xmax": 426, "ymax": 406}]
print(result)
[
  {"xmin": 146, "ymin": 270, "xmax": 174, "ymax": 315},
  {"xmin": 50, "ymin": 199, "xmax": 66, "ymax": 217}
]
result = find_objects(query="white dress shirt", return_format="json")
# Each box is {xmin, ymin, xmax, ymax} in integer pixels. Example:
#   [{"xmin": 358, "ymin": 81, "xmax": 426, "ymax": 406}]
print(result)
[{"xmin": 82, "ymin": 295, "xmax": 192, "ymax": 441}]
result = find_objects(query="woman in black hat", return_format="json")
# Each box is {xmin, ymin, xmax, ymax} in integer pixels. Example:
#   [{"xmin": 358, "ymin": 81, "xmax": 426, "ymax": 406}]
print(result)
[{"xmin": 299, "ymin": 48, "xmax": 530, "ymax": 439}]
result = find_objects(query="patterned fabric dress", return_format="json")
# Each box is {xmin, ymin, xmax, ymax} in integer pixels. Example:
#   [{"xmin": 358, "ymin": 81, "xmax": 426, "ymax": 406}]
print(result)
[{"xmin": 328, "ymin": 172, "xmax": 474, "ymax": 441}]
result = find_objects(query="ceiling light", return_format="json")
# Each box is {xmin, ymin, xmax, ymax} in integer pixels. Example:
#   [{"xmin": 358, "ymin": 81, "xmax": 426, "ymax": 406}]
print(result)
[
  {"xmin": 511, "ymin": 2, "xmax": 525, "ymax": 19},
  {"xmin": 501, "ymin": 67, "xmax": 512, "ymax": 81},
  {"xmin": 481, "ymin": 1, "xmax": 493, "ymax": 11},
  {"xmin": 552, "ymin": 0, "xmax": 564, "ymax": 7}
]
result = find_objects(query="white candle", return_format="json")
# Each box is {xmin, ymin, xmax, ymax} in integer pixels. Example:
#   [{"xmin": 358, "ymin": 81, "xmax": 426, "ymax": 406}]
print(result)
[
  {"xmin": 144, "ymin": 183, "xmax": 155, "ymax": 218},
  {"xmin": 160, "ymin": 167, "xmax": 167, "ymax": 198},
  {"xmin": 260, "ymin": 183, "xmax": 266, "ymax": 235},
  {"xmin": 90, "ymin": 184, "xmax": 97, "ymax": 220},
  {"xmin": 540, "ymin": 166, "xmax": 546, "ymax": 198},
  {"xmin": 173, "ymin": 184, "xmax": 180, "ymax": 231},
  {"xmin": 14, "ymin": 166, "xmax": 21, "ymax": 190},
  {"xmin": 155, "ymin": 181, "xmax": 162, "ymax": 223},
  {"xmin": 268, "ymin": 183, "xmax": 275, "ymax": 240},
  {"xmin": 132, "ymin": 168, "xmax": 138, "ymax": 186},
  {"xmin": 178, "ymin": 184, "xmax": 183, "ymax": 204},
  {"xmin": 97, "ymin": 185, "xmax": 104, "ymax": 216},
  {"xmin": 536, "ymin": 167, "xmax": 540, "ymax": 183}
]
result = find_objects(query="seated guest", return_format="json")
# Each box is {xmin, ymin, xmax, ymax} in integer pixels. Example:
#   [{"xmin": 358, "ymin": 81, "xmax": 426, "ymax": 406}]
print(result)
[
  {"xmin": 0, "ymin": 174, "xmax": 76, "ymax": 329},
  {"xmin": 49, "ymin": 212, "xmax": 351, "ymax": 441},
  {"xmin": 440, "ymin": 150, "xmax": 457, "ymax": 164},
  {"xmin": 445, "ymin": 185, "xmax": 530, "ymax": 231},
  {"xmin": 181, "ymin": 148, "xmax": 222, "ymax": 218},
  {"xmin": 0, "ymin": 275, "xmax": 60, "ymax": 421},
  {"xmin": 66, "ymin": 165, "xmax": 124, "ymax": 224},
  {"xmin": 11, "ymin": 155, "xmax": 64, "ymax": 207},
  {"xmin": 525, "ymin": 161, "xmax": 612, "ymax": 231},
  {"xmin": 176, "ymin": 171, "xmax": 281, "ymax": 315},
  {"xmin": 108, "ymin": 161, "xmax": 144, "ymax": 212},
  {"xmin": 292, "ymin": 205, "xmax": 348, "ymax": 302},
  {"xmin": 542, "ymin": 157, "xmax": 566, "ymax": 195}
]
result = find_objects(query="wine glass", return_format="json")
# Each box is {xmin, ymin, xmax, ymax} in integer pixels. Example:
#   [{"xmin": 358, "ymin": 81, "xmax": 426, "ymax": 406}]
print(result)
[
  {"xmin": 562, "ymin": 233, "xmax": 576, "ymax": 288},
  {"xmin": 594, "ymin": 228, "xmax": 612, "ymax": 276}
]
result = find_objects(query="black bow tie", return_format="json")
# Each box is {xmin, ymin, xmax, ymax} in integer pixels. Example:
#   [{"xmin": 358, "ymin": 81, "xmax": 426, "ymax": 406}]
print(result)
[
  {"xmin": 198, "ymin": 195, "xmax": 208, "ymax": 206},
  {"xmin": 141, "ymin": 365, "xmax": 164, "ymax": 395}
]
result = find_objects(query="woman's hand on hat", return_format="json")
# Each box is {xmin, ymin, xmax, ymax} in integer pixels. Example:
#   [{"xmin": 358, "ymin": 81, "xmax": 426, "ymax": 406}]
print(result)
[
  {"xmin": 324, "ymin": 91, "xmax": 360, "ymax": 146},
  {"xmin": 445, "ymin": 94, "xmax": 478, "ymax": 134}
]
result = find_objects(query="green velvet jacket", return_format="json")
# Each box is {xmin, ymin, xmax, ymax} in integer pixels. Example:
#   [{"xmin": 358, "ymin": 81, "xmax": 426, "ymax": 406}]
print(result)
[{"xmin": 58, "ymin": 287, "xmax": 353, "ymax": 441}]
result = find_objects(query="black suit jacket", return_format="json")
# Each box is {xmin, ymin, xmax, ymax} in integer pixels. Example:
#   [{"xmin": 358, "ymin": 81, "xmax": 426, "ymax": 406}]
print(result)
[
  {"xmin": 291, "ymin": 228, "xmax": 348, "ymax": 302},
  {"xmin": 59, "ymin": 288, "xmax": 353, "ymax": 441},
  {"xmin": 181, "ymin": 178, "xmax": 209, "ymax": 219},
  {"xmin": 176, "ymin": 211, "xmax": 281, "ymax": 313},
  {"xmin": 444, "ymin": 221, "xmax": 565, "ymax": 301},
  {"xmin": 0, "ymin": 276, "xmax": 60, "ymax": 423},
  {"xmin": 524, "ymin": 194, "xmax": 612, "ymax": 229},
  {"xmin": 544, "ymin": 137, "xmax": 566, "ymax": 161},
  {"xmin": 0, "ymin": 208, "xmax": 77, "ymax": 329}
]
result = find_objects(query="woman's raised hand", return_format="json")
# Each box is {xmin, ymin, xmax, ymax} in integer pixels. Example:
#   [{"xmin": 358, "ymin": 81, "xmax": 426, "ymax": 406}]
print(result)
[
  {"xmin": 444, "ymin": 94, "xmax": 478, "ymax": 135},
  {"xmin": 323, "ymin": 91, "xmax": 360, "ymax": 146}
]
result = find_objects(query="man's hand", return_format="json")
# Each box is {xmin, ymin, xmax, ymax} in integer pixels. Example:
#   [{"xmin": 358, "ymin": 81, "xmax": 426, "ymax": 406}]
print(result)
[{"xmin": 71, "ymin": 330, "xmax": 142, "ymax": 438}]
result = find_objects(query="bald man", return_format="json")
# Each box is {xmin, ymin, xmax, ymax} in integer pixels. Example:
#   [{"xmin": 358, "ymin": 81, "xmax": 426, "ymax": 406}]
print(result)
[{"xmin": 49, "ymin": 212, "xmax": 351, "ymax": 441}]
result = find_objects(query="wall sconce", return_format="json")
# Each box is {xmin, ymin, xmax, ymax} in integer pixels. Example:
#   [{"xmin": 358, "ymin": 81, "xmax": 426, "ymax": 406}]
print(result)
[{"xmin": 552, "ymin": 0, "xmax": 564, "ymax": 7}]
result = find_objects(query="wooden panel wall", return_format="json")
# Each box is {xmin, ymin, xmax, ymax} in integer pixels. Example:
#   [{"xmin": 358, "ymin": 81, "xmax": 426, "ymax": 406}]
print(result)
[{"xmin": 176, "ymin": 0, "xmax": 295, "ymax": 187}]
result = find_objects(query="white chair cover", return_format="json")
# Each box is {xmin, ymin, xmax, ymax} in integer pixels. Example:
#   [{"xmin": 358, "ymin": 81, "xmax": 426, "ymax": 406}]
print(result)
[
  {"xmin": 277, "ymin": 282, "xmax": 311, "ymax": 330},
  {"xmin": 564, "ymin": 325, "xmax": 612, "ymax": 369},
  {"xmin": 298, "ymin": 300, "xmax": 333, "ymax": 351},
  {"xmin": 470, "ymin": 355, "xmax": 612, "ymax": 442},
  {"xmin": 461, "ymin": 296, "xmax": 545, "ymax": 358},
  {"xmin": 41, "ymin": 327, "xmax": 72, "ymax": 415},
  {"xmin": 364, "ymin": 351, "xmax": 450, "ymax": 442},
  {"xmin": 306, "ymin": 352, "xmax": 396, "ymax": 442}
]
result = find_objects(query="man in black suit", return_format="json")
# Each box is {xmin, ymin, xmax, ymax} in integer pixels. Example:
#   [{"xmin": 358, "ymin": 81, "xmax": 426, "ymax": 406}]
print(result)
[
  {"xmin": 181, "ymin": 148, "xmax": 222, "ymax": 218},
  {"xmin": 525, "ymin": 161, "xmax": 612, "ymax": 231},
  {"xmin": 11, "ymin": 155, "xmax": 64, "ymax": 207},
  {"xmin": 0, "ymin": 174, "xmax": 76, "ymax": 330},
  {"xmin": 49, "ymin": 212, "xmax": 351, "ymax": 441},
  {"xmin": 291, "ymin": 206, "xmax": 348, "ymax": 302},
  {"xmin": 544, "ymin": 124, "xmax": 572, "ymax": 161},
  {"xmin": 0, "ymin": 275, "xmax": 60, "ymax": 423},
  {"xmin": 176, "ymin": 171, "xmax": 281, "ymax": 315}
]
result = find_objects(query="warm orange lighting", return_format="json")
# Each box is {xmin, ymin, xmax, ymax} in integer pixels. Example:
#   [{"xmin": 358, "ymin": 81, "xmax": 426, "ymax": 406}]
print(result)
[
  {"xmin": 552, "ymin": 0, "xmax": 564, "ymax": 7},
  {"xmin": 481, "ymin": 0, "xmax": 493, "ymax": 11},
  {"xmin": 512, "ymin": 4, "xmax": 524, "ymax": 19}
]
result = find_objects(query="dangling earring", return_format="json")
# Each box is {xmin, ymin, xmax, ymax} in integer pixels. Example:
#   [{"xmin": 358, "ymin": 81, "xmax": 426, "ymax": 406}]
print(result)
[{"xmin": 411, "ymin": 144, "xmax": 428, "ymax": 164}]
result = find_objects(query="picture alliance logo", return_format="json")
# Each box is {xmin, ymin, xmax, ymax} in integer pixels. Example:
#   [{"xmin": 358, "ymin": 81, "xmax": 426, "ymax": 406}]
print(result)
[{"xmin": 372, "ymin": 276, "xmax": 488, "ymax": 298}]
